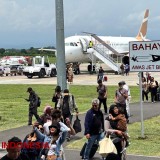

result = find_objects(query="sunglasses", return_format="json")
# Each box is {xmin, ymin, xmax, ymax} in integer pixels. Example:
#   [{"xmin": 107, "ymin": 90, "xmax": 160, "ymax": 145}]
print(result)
[{"xmin": 37, "ymin": 127, "xmax": 44, "ymax": 130}]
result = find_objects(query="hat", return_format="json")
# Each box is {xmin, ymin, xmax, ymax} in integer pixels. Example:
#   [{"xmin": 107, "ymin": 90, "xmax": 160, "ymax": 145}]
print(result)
[
  {"xmin": 118, "ymin": 81, "xmax": 124, "ymax": 86},
  {"xmin": 120, "ymin": 81, "xmax": 126, "ymax": 85},
  {"xmin": 63, "ymin": 89, "xmax": 69, "ymax": 96},
  {"xmin": 27, "ymin": 87, "xmax": 32, "ymax": 92}
]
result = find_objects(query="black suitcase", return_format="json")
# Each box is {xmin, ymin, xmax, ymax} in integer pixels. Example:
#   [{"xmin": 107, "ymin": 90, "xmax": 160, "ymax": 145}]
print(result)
[{"xmin": 80, "ymin": 142, "xmax": 99, "ymax": 159}]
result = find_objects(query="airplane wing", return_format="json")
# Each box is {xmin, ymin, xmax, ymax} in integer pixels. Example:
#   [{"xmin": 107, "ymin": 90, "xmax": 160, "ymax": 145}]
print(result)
[{"xmin": 38, "ymin": 48, "xmax": 56, "ymax": 52}]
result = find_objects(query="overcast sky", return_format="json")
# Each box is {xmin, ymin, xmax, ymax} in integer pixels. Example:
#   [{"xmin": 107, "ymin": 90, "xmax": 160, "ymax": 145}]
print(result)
[{"xmin": 0, "ymin": 0, "xmax": 160, "ymax": 49}]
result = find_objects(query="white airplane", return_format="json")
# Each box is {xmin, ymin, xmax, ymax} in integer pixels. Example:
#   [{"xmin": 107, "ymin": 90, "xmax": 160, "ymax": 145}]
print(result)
[{"xmin": 40, "ymin": 9, "xmax": 149, "ymax": 74}]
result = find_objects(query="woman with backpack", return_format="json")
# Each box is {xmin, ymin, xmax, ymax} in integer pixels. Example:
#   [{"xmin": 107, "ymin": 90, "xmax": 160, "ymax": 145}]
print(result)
[{"xmin": 56, "ymin": 89, "xmax": 78, "ymax": 141}]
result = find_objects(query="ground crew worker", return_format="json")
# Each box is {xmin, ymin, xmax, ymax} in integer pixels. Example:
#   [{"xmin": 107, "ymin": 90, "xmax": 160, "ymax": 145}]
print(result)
[{"xmin": 89, "ymin": 41, "xmax": 93, "ymax": 48}]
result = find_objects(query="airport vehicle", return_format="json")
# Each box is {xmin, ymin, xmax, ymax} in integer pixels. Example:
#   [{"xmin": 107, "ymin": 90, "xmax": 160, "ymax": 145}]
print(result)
[
  {"xmin": 2, "ymin": 64, "xmax": 24, "ymax": 76},
  {"xmin": 40, "ymin": 9, "xmax": 149, "ymax": 74},
  {"xmin": 0, "ymin": 56, "xmax": 29, "ymax": 66},
  {"xmin": 23, "ymin": 56, "xmax": 57, "ymax": 78}
]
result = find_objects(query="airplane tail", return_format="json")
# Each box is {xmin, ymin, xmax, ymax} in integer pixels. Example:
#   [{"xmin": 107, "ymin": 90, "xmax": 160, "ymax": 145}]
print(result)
[{"xmin": 136, "ymin": 9, "xmax": 149, "ymax": 41}]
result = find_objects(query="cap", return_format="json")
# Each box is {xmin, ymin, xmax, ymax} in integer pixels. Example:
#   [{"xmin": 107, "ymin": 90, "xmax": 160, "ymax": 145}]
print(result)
[
  {"xmin": 63, "ymin": 89, "xmax": 69, "ymax": 96},
  {"xmin": 120, "ymin": 81, "xmax": 126, "ymax": 85},
  {"xmin": 27, "ymin": 87, "xmax": 32, "ymax": 92},
  {"xmin": 118, "ymin": 82, "xmax": 123, "ymax": 86}
]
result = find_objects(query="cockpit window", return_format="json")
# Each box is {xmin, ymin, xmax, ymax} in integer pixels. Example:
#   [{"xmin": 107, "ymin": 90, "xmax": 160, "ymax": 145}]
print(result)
[
  {"xmin": 74, "ymin": 43, "xmax": 78, "ymax": 46},
  {"xmin": 65, "ymin": 43, "xmax": 70, "ymax": 46}
]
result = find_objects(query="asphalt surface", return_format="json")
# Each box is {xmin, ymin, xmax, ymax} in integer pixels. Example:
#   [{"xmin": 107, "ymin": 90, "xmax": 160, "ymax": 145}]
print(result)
[{"xmin": 0, "ymin": 102, "xmax": 160, "ymax": 159}]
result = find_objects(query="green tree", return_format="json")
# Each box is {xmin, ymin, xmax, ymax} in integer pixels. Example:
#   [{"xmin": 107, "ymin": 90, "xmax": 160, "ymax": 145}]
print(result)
[
  {"xmin": 21, "ymin": 49, "xmax": 27, "ymax": 54},
  {"xmin": 0, "ymin": 48, "xmax": 5, "ymax": 54}
]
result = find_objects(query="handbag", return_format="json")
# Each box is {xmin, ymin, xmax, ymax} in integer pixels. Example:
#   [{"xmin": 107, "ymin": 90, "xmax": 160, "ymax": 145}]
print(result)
[
  {"xmin": 73, "ymin": 115, "xmax": 82, "ymax": 133},
  {"xmin": 99, "ymin": 136, "xmax": 117, "ymax": 157},
  {"xmin": 52, "ymin": 96, "xmax": 57, "ymax": 102}
]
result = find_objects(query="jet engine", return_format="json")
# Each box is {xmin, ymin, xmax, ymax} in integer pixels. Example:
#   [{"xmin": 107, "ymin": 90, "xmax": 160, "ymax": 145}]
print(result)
[{"xmin": 122, "ymin": 55, "xmax": 129, "ymax": 65}]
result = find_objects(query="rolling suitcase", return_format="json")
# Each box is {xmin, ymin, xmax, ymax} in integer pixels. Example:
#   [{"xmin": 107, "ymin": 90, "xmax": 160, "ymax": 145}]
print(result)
[
  {"xmin": 80, "ymin": 142, "xmax": 99, "ymax": 159},
  {"xmin": 103, "ymin": 76, "xmax": 108, "ymax": 81}
]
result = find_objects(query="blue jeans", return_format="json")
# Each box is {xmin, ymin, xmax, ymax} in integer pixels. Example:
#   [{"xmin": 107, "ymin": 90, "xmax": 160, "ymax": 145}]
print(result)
[{"xmin": 84, "ymin": 132, "xmax": 104, "ymax": 159}]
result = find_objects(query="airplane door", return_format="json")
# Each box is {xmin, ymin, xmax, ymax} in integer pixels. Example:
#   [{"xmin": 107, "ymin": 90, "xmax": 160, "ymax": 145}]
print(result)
[{"xmin": 79, "ymin": 38, "xmax": 88, "ymax": 53}]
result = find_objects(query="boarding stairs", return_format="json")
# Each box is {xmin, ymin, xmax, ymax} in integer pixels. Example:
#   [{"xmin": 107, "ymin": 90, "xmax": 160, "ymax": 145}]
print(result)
[
  {"xmin": 83, "ymin": 32, "xmax": 122, "ymax": 73},
  {"xmin": 92, "ymin": 34, "xmax": 123, "ymax": 73}
]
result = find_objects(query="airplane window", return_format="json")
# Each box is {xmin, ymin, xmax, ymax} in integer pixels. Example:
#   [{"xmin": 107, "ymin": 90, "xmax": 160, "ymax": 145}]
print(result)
[{"xmin": 70, "ymin": 43, "xmax": 74, "ymax": 46}]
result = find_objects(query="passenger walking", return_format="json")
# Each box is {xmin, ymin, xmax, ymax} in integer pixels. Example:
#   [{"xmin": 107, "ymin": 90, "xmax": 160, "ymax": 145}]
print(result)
[
  {"xmin": 120, "ymin": 63, "xmax": 124, "ymax": 76},
  {"xmin": 34, "ymin": 121, "xmax": 71, "ymax": 160},
  {"xmin": 39, "ymin": 105, "xmax": 53, "ymax": 125},
  {"xmin": 1, "ymin": 137, "xmax": 30, "ymax": 160},
  {"xmin": 52, "ymin": 86, "xmax": 62, "ymax": 109},
  {"xmin": 97, "ymin": 66, "xmax": 104, "ymax": 81},
  {"xmin": 149, "ymin": 77, "xmax": 158, "ymax": 103},
  {"xmin": 67, "ymin": 63, "xmax": 74, "ymax": 84},
  {"xmin": 22, "ymin": 122, "xmax": 44, "ymax": 160},
  {"xmin": 142, "ymin": 77, "xmax": 149, "ymax": 102},
  {"xmin": 121, "ymin": 81, "xmax": 131, "ymax": 117},
  {"xmin": 57, "ymin": 89, "xmax": 78, "ymax": 141},
  {"xmin": 105, "ymin": 104, "xmax": 129, "ymax": 160},
  {"xmin": 83, "ymin": 98, "xmax": 104, "ymax": 160},
  {"xmin": 97, "ymin": 79, "xmax": 108, "ymax": 114},
  {"xmin": 124, "ymin": 64, "xmax": 129, "ymax": 76},
  {"xmin": 114, "ymin": 82, "xmax": 128, "ymax": 121},
  {"xmin": 146, "ymin": 72, "xmax": 151, "ymax": 83},
  {"xmin": 25, "ymin": 87, "xmax": 41, "ymax": 125},
  {"xmin": 108, "ymin": 105, "xmax": 129, "ymax": 141}
]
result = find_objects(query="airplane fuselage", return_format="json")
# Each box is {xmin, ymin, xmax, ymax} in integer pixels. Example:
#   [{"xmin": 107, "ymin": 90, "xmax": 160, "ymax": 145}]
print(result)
[{"xmin": 64, "ymin": 35, "xmax": 139, "ymax": 64}]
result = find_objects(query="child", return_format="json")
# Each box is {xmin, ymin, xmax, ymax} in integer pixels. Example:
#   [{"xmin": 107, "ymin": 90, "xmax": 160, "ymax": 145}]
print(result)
[{"xmin": 109, "ymin": 106, "xmax": 129, "ymax": 143}]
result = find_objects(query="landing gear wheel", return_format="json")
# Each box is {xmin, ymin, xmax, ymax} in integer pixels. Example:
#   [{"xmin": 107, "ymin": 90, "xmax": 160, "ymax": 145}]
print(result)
[{"xmin": 115, "ymin": 71, "xmax": 118, "ymax": 75}]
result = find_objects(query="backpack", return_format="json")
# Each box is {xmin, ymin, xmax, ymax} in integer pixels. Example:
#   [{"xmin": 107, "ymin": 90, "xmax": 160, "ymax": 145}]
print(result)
[
  {"xmin": 37, "ymin": 97, "xmax": 41, "ymax": 107},
  {"xmin": 62, "ymin": 96, "xmax": 70, "ymax": 115}
]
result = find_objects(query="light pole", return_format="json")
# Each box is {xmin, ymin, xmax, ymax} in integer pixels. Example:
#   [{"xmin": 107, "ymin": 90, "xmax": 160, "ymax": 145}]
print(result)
[{"xmin": 55, "ymin": 0, "xmax": 67, "ymax": 91}]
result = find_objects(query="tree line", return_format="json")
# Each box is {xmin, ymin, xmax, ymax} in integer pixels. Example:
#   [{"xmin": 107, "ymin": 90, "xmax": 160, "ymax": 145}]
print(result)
[{"xmin": 0, "ymin": 46, "xmax": 56, "ymax": 57}]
